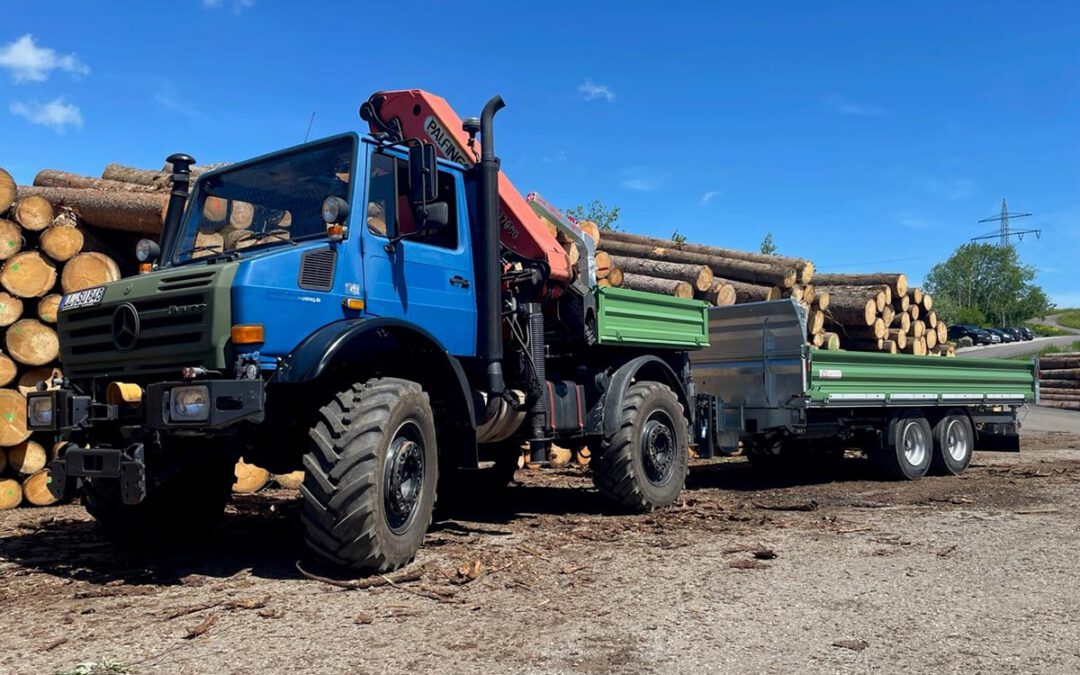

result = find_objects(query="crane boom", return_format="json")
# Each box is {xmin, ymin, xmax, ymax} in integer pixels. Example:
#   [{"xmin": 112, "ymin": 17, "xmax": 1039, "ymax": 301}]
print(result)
[{"xmin": 360, "ymin": 89, "xmax": 572, "ymax": 294}]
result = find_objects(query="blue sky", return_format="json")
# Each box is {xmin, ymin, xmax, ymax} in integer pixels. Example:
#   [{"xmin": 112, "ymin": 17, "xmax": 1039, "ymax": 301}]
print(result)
[{"xmin": 2, "ymin": 1, "xmax": 1078, "ymax": 305}]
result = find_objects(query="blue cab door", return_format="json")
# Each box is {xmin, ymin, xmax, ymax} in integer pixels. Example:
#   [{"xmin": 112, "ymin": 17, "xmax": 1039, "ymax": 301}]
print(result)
[{"xmin": 360, "ymin": 151, "xmax": 477, "ymax": 357}]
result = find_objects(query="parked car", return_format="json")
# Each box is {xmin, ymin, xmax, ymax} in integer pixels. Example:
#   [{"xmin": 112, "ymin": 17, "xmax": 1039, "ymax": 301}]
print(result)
[
  {"xmin": 1019, "ymin": 327, "xmax": 1035, "ymax": 340},
  {"xmin": 948, "ymin": 325, "xmax": 995, "ymax": 345},
  {"xmin": 988, "ymin": 328, "xmax": 1014, "ymax": 343},
  {"xmin": 1002, "ymin": 327, "xmax": 1026, "ymax": 342}
]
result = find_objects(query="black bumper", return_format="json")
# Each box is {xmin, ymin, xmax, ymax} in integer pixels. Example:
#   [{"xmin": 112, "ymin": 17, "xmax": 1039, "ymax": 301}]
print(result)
[{"xmin": 48, "ymin": 444, "xmax": 147, "ymax": 503}]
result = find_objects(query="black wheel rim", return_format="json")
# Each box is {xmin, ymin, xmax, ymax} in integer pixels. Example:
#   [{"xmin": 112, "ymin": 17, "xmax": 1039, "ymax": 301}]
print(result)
[
  {"xmin": 383, "ymin": 421, "xmax": 425, "ymax": 534},
  {"xmin": 640, "ymin": 410, "xmax": 677, "ymax": 486}
]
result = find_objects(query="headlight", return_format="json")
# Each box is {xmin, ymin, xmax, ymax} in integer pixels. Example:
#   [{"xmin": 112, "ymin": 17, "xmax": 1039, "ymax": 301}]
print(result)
[
  {"xmin": 27, "ymin": 395, "xmax": 55, "ymax": 428},
  {"xmin": 170, "ymin": 385, "xmax": 209, "ymax": 422}
]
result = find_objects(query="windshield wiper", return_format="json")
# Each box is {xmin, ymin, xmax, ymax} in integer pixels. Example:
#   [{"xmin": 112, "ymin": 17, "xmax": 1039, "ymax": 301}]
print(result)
[
  {"xmin": 235, "ymin": 230, "xmax": 298, "ymax": 247},
  {"xmin": 178, "ymin": 244, "xmax": 224, "ymax": 258}
]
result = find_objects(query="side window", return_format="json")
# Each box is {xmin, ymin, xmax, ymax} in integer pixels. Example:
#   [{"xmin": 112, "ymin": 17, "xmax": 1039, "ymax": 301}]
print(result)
[{"xmin": 366, "ymin": 153, "xmax": 458, "ymax": 250}]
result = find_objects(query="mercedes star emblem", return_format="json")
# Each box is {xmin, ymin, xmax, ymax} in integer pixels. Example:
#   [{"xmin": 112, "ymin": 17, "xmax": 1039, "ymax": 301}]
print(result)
[{"xmin": 111, "ymin": 303, "xmax": 140, "ymax": 351}]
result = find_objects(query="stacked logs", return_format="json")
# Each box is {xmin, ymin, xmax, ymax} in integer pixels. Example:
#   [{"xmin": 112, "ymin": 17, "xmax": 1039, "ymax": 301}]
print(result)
[
  {"xmin": 1038, "ymin": 352, "xmax": 1080, "ymax": 411},
  {"xmin": 0, "ymin": 166, "xmax": 126, "ymax": 509}
]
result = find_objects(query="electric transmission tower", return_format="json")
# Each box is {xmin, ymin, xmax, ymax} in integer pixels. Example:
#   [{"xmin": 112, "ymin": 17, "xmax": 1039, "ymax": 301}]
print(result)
[{"xmin": 971, "ymin": 198, "xmax": 1040, "ymax": 246}]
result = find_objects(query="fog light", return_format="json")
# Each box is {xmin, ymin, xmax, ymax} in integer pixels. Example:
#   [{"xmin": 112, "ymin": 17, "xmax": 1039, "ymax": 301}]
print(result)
[
  {"xmin": 170, "ymin": 385, "xmax": 209, "ymax": 422},
  {"xmin": 27, "ymin": 395, "xmax": 55, "ymax": 428}
]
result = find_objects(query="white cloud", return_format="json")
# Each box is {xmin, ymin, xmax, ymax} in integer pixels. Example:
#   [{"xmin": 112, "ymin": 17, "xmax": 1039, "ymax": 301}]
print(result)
[
  {"xmin": 700, "ymin": 190, "xmax": 720, "ymax": 205},
  {"xmin": 620, "ymin": 169, "xmax": 663, "ymax": 192},
  {"xmin": 823, "ymin": 94, "xmax": 882, "ymax": 116},
  {"xmin": 578, "ymin": 79, "xmax": 615, "ymax": 102},
  {"xmin": 10, "ymin": 97, "xmax": 83, "ymax": 133},
  {"xmin": 0, "ymin": 34, "xmax": 89, "ymax": 83},
  {"xmin": 203, "ymin": 0, "xmax": 255, "ymax": 11}
]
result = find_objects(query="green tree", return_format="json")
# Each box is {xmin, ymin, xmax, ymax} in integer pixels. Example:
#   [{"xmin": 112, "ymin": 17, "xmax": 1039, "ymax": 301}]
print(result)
[
  {"xmin": 924, "ymin": 243, "xmax": 1053, "ymax": 326},
  {"xmin": 567, "ymin": 200, "xmax": 620, "ymax": 231},
  {"xmin": 760, "ymin": 232, "xmax": 777, "ymax": 255}
]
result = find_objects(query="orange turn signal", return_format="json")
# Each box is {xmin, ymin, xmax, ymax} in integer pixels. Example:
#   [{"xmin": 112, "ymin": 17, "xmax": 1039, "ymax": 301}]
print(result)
[
  {"xmin": 343, "ymin": 298, "xmax": 365, "ymax": 311},
  {"xmin": 139, "ymin": 263, "xmax": 153, "ymax": 274},
  {"xmin": 231, "ymin": 324, "xmax": 265, "ymax": 344}
]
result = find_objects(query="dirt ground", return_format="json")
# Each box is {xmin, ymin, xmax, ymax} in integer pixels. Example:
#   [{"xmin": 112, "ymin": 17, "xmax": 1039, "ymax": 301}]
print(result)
[{"xmin": 2, "ymin": 426, "xmax": 1080, "ymax": 674}]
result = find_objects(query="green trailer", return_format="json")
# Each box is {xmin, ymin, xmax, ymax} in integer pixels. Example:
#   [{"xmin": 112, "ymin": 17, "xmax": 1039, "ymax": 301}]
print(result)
[{"xmin": 690, "ymin": 300, "xmax": 1035, "ymax": 478}]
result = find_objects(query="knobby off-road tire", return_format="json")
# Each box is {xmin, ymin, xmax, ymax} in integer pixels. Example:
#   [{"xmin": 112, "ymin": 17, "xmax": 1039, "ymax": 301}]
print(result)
[
  {"xmin": 930, "ymin": 411, "xmax": 974, "ymax": 476},
  {"xmin": 301, "ymin": 378, "xmax": 438, "ymax": 573},
  {"xmin": 82, "ymin": 438, "xmax": 236, "ymax": 542},
  {"xmin": 592, "ymin": 381, "xmax": 689, "ymax": 512},
  {"xmin": 876, "ymin": 411, "xmax": 933, "ymax": 480}
]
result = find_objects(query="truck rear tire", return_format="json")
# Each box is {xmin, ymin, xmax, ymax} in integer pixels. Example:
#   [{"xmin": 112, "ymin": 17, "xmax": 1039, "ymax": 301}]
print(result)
[
  {"xmin": 592, "ymin": 381, "xmax": 688, "ymax": 512},
  {"xmin": 930, "ymin": 411, "xmax": 974, "ymax": 475},
  {"xmin": 877, "ymin": 411, "xmax": 933, "ymax": 480},
  {"xmin": 301, "ymin": 378, "xmax": 438, "ymax": 573}
]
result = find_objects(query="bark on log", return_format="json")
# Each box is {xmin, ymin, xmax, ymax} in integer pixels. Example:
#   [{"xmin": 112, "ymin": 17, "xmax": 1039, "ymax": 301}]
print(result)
[
  {"xmin": 7, "ymin": 439, "xmax": 46, "ymax": 475},
  {"xmin": 824, "ymin": 296, "xmax": 877, "ymax": 327},
  {"xmin": 0, "ymin": 219, "xmax": 22, "ymax": 261},
  {"xmin": 610, "ymin": 255, "xmax": 713, "ymax": 291},
  {"xmin": 1039, "ymin": 357, "xmax": 1080, "ymax": 370},
  {"xmin": 812, "ymin": 273, "xmax": 907, "ymax": 297},
  {"xmin": 821, "ymin": 331, "xmax": 841, "ymax": 350},
  {"xmin": 607, "ymin": 268, "xmax": 624, "ymax": 287},
  {"xmin": 1040, "ymin": 379, "xmax": 1080, "ymax": 390},
  {"xmin": 725, "ymin": 280, "xmax": 781, "ymax": 303},
  {"xmin": 61, "ymin": 252, "xmax": 121, "ymax": 294},
  {"xmin": 0, "ymin": 291, "xmax": 24, "ymax": 327},
  {"xmin": 594, "ymin": 251, "xmax": 613, "ymax": 280},
  {"xmin": 699, "ymin": 280, "xmax": 737, "ymax": 306},
  {"xmin": 33, "ymin": 169, "xmax": 160, "ymax": 193},
  {"xmin": 0, "ymin": 354, "xmax": 15, "ymax": 388},
  {"xmin": 846, "ymin": 338, "xmax": 884, "ymax": 351},
  {"xmin": 0, "ymin": 478, "xmax": 22, "ymax": 510},
  {"xmin": 6, "ymin": 319, "xmax": 59, "ymax": 366},
  {"xmin": 895, "ymin": 294, "xmax": 910, "ymax": 312},
  {"xmin": 887, "ymin": 328, "xmax": 908, "ymax": 350},
  {"xmin": 599, "ymin": 239, "xmax": 796, "ymax": 288},
  {"xmin": 22, "ymin": 470, "xmax": 58, "ymax": 506},
  {"xmin": 0, "ymin": 389, "xmax": 29, "ymax": 447},
  {"xmin": 17, "ymin": 186, "xmax": 166, "ymax": 234},
  {"xmin": 880, "ymin": 339, "xmax": 898, "ymax": 354},
  {"xmin": 1, "ymin": 251, "xmax": 57, "ymax": 298},
  {"xmin": 926, "ymin": 311, "xmax": 938, "ymax": 329},
  {"xmin": 39, "ymin": 224, "xmax": 84, "ymax": 262},
  {"xmin": 1039, "ymin": 369, "xmax": 1080, "ymax": 381},
  {"xmin": 902, "ymin": 337, "xmax": 928, "ymax": 356},
  {"xmin": 829, "ymin": 317, "xmax": 887, "ymax": 340},
  {"xmin": 0, "ymin": 168, "xmax": 16, "ymax": 214},
  {"xmin": 1039, "ymin": 388, "xmax": 1080, "ymax": 399},
  {"xmin": 233, "ymin": 458, "xmax": 270, "ymax": 493},
  {"xmin": 102, "ymin": 162, "xmax": 224, "ymax": 188},
  {"xmin": 908, "ymin": 288, "xmax": 923, "ymax": 306},
  {"xmin": 1039, "ymin": 400, "xmax": 1080, "ymax": 411},
  {"xmin": 37, "ymin": 294, "xmax": 60, "ymax": 323},
  {"xmin": 602, "ymin": 231, "xmax": 814, "ymax": 282},
  {"xmin": 620, "ymin": 273, "xmax": 694, "ymax": 298}
]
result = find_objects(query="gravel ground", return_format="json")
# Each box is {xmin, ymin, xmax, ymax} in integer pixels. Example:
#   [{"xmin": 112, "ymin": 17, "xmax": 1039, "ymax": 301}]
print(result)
[{"xmin": 2, "ymin": 428, "xmax": 1079, "ymax": 675}]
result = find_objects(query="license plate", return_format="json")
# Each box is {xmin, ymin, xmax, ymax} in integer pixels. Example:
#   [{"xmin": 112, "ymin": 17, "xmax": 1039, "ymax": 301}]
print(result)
[{"xmin": 60, "ymin": 286, "xmax": 106, "ymax": 311}]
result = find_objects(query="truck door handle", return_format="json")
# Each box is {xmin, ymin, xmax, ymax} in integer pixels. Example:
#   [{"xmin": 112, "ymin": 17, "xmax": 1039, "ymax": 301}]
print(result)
[{"xmin": 449, "ymin": 275, "xmax": 470, "ymax": 289}]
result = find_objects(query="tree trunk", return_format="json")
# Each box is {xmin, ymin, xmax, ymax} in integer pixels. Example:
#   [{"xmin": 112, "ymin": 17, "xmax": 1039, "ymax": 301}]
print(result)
[
  {"xmin": 17, "ymin": 366, "xmax": 61, "ymax": 395},
  {"xmin": 1, "ymin": 251, "xmax": 57, "ymax": 298},
  {"xmin": 887, "ymin": 328, "xmax": 908, "ymax": 350},
  {"xmin": 711, "ymin": 281, "xmax": 737, "ymax": 306},
  {"xmin": 846, "ymin": 337, "xmax": 884, "ymax": 351},
  {"xmin": 808, "ymin": 309, "xmax": 825, "ymax": 335},
  {"xmin": 912, "ymin": 320, "xmax": 926, "ymax": 339},
  {"xmin": 607, "ymin": 268, "xmax": 624, "ymax": 287},
  {"xmin": 17, "ymin": 186, "xmax": 166, "ymax": 234},
  {"xmin": 925, "ymin": 326, "xmax": 938, "ymax": 350},
  {"xmin": 78, "ymin": 223, "xmax": 142, "ymax": 276},
  {"xmin": 812, "ymin": 273, "xmax": 907, "ymax": 297},
  {"xmin": 881, "ymin": 305, "xmax": 895, "ymax": 328},
  {"xmin": 0, "ymin": 478, "xmax": 22, "ymax": 510},
  {"xmin": 0, "ymin": 168, "xmax": 16, "ymax": 214},
  {"xmin": 602, "ymin": 230, "xmax": 814, "ymax": 282},
  {"xmin": 39, "ymin": 224, "xmax": 84, "ymax": 262},
  {"xmin": 821, "ymin": 332, "xmax": 841, "ymax": 350},
  {"xmin": 620, "ymin": 273, "xmax": 694, "ymax": 298},
  {"xmin": 34, "ymin": 169, "xmax": 160, "ymax": 193},
  {"xmin": 829, "ymin": 317, "xmax": 887, "ymax": 340},
  {"xmin": 1040, "ymin": 356, "xmax": 1080, "ymax": 370},
  {"xmin": 7, "ymin": 439, "xmax": 47, "ymax": 475},
  {"xmin": 724, "ymin": 279, "xmax": 781, "ymax": 303},
  {"xmin": 61, "ymin": 252, "xmax": 121, "ymax": 294},
  {"xmin": 899, "ymin": 312, "xmax": 911, "ymax": 334},
  {"xmin": 577, "ymin": 220, "xmax": 600, "ymax": 246},
  {"xmin": 1039, "ymin": 368, "xmax": 1080, "ymax": 381},
  {"xmin": 6, "ymin": 319, "xmax": 60, "ymax": 366},
  {"xmin": 22, "ymin": 470, "xmax": 58, "ymax": 506},
  {"xmin": 811, "ymin": 332, "xmax": 824, "ymax": 347},
  {"xmin": 0, "ymin": 389, "xmax": 29, "ymax": 447},
  {"xmin": 1040, "ymin": 388, "xmax": 1080, "ymax": 399},
  {"xmin": 902, "ymin": 337, "xmax": 928, "ymax": 356},
  {"xmin": 895, "ymin": 294, "xmax": 910, "ymax": 312},
  {"xmin": 824, "ymin": 295, "xmax": 877, "ymax": 327},
  {"xmin": 1040, "ymin": 379, "xmax": 1080, "ymax": 390},
  {"xmin": 880, "ymin": 339, "xmax": 898, "ymax": 354},
  {"xmin": 921, "ymin": 293, "xmax": 933, "ymax": 311},
  {"xmin": 564, "ymin": 241, "xmax": 580, "ymax": 267},
  {"xmin": 814, "ymin": 290, "xmax": 830, "ymax": 311},
  {"xmin": 0, "ymin": 354, "xmax": 15, "ymax": 388},
  {"xmin": 233, "ymin": 458, "xmax": 270, "ymax": 493},
  {"xmin": 610, "ymin": 255, "xmax": 713, "ymax": 291},
  {"xmin": 36, "ymin": 294, "xmax": 61, "ymax": 323},
  {"xmin": 908, "ymin": 287, "xmax": 924, "ymax": 306},
  {"xmin": 0, "ymin": 219, "xmax": 23, "ymax": 261},
  {"xmin": 13, "ymin": 196, "xmax": 54, "ymax": 232},
  {"xmin": 908, "ymin": 304, "xmax": 920, "ymax": 321},
  {"xmin": 0, "ymin": 291, "xmax": 24, "ymax": 327},
  {"xmin": 599, "ymin": 239, "xmax": 796, "ymax": 288},
  {"xmin": 925, "ymin": 310, "xmax": 938, "ymax": 329},
  {"xmin": 594, "ymin": 251, "xmax": 613, "ymax": 279}
]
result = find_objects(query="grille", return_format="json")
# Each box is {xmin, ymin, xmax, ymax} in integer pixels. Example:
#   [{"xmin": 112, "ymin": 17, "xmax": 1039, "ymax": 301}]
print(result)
[{"xmin": 297, "ymin": 248, "xmax": 336, "ymax": 291}]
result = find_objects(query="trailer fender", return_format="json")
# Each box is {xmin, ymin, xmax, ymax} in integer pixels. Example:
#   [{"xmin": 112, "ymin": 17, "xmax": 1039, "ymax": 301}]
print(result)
[{"xmin": 600, "ymin": 355, "xmax": 691, "ymax": 438}]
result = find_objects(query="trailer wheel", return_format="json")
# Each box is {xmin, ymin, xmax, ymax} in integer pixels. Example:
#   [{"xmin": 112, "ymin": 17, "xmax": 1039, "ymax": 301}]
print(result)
[
  {"xmin": 877, "ymin": 411, "xmax": 933, "ymax": 480},
  {"xmin": 592, "ymin": 381, "xmax": 688, "ymax": 511},
  {"xmin": 930, "ymin": 411, "xmax": 974, "ymax": 475},
  {"xmin": 301, "ymin": 378, "xmax": 438, "ymax": 573}
]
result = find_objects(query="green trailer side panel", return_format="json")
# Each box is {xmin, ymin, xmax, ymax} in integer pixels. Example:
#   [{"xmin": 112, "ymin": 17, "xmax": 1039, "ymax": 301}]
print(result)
[
  {"xmin": 808, "ymin": 348, "xmax": 1035, "ymax": 404},
  {"xmin": 594, "ymin": 286, "xmax": 709, "ymax": 349}
]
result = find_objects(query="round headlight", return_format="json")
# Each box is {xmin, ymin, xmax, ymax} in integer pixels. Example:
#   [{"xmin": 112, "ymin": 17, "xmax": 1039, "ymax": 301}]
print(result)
[
  {"xmin": 135, "ymin": 238, "xmax": 161, "ymax": 263},
  {"xmin": 322, "ymin": 196, "xmax": 349, "ymax": 225},
  {"xmin": 171, "ymin": 386, "xmax": 209, "ymax": 421}
]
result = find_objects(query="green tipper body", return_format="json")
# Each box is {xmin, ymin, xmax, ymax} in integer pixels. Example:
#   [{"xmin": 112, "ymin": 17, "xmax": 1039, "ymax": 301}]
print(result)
[
  {"xmin": 808, "ymin": 348, "xmax": 1036, "ymax": 405},
  {"xmin": 594, "ymin": 286, "xmax": 709, "ymax": 349}
]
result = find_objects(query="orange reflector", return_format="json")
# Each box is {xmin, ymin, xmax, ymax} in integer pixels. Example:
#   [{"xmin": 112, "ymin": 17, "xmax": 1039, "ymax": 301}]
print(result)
[
  {"xmin": 139, "ymin": 263, "xmax": 153, "ymax": 274},
  {"xmin": 343, "ymin": 298, "xmax": 365, "ymax": 311},
  {"xmin": 327, "ymin": 224, "xmax": 345, "ymax": 241},
  {"xmin": 231, "ymin": 324, "xmax": 265, "ymax": 344},
  {"xmin": 106, "ymin": 382, "xmax": 143, "ymax": 405}
]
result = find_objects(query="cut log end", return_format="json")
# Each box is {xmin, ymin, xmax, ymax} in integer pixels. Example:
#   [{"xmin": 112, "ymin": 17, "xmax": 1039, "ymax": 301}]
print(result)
[
  {"xmin": 5, "ymin": 318, "xmax": 60, "ymax": 366},
  {"xmin": 14, "ymin": 196, "xmax": 54, "ymax": 231},
  {"xmin": 61, "ymin": 251, "xmax": 121, "ymax": 294},
  {"xmin": 1, "ymin": 251, "xmax": 57, "ymax": 298}
]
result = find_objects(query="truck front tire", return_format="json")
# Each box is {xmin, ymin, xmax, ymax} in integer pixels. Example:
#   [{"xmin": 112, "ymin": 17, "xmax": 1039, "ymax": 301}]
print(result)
[
  {"xmin": 592, "ymin": 381, "xmax": 688, "ymax": 512},
  {"xmin": 877, "ymin": 411, "xmax": 933, "ymax": 480},
  {"xmin": 930, "ymin": 411, "xmax": 974, "ymax": 475},
  {"xmin": 301, "ymin": 378, "xmax": 438, "ymax": 573}
]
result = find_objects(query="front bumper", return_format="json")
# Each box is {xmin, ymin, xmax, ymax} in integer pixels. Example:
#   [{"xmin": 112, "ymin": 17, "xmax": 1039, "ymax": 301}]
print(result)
[{"xmin": 27, "ymin": 379, "xmax": 265, "ymax": 432}]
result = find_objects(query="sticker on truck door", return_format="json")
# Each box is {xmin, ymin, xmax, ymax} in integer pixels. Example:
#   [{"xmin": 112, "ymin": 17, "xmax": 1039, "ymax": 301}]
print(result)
[
  {"xmin": 60, "ymin": 286, "xmax": 106, "ymax": 311},
  {"xmin": 818, "ymin": 369, "xmax": 843, "ymax": 379}
]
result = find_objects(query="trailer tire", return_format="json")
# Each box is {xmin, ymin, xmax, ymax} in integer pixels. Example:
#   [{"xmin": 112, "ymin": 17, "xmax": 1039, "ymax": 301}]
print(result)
[
  {"xmin": 301, "ymin": 378, "xmax": 438, "ymax": 573},
  {"xmin": 930, "ymin": 411, "xmax": 974, "ymax": 476},
  {"xmin": 877, "ymin": 411, "xmax": 933, "ymax": 480},
  {"xmin": 592, "ymin": 381, "xmax": 688, "ymax": 512}
]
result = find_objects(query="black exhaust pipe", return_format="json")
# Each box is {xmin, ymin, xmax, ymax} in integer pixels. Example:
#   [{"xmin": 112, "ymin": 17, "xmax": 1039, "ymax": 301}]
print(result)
[
  {"xmin": 476, "ymin": 96, "xmax": 506, "ymax": 396},
  {"xmin": 162, "ymin": 153, "xmax": 196, "ymax": 244}
]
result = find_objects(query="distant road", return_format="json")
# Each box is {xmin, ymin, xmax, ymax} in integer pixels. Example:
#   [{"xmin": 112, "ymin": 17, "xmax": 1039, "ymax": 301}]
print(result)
[{"xmin": 956, "ymin": 335, "xmax": 1078, "ymax": 359}]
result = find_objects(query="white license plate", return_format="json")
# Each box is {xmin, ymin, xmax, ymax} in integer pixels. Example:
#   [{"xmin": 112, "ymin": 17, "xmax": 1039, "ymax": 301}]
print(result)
[{"xmin": 60, "ymin": 286, "xmax": 106, "ymax": 311}]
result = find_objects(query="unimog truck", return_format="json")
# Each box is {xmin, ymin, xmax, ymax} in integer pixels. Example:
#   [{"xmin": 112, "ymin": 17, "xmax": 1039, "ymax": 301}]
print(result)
[{"xmin": 28, "ymin": 90, "xmax": 1034, "ymax": 572}]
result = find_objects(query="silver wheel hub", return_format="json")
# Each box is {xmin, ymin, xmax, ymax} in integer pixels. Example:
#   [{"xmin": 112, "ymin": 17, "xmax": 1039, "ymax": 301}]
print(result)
[
  {"xmin": 944, "ymin": 419, "xmax": 970, "ymax": 463},
  {"xmin": 902, "ymin": 421, "xmax": 928, "ymax": 468}
]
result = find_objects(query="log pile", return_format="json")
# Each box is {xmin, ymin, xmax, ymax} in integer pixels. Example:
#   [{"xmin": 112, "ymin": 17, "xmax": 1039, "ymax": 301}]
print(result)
[
  {"xmin": 586, "ymin": 229, "xmax": 951, "ymax": 357},
  {"xmin": 1038, "ymin": 352, "xmax": 1080, "ymax": 411}
]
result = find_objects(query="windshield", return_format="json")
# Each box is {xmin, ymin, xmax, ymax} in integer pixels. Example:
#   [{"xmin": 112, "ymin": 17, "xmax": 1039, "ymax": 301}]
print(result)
[{"xmin": 170, "ymin": 135, "xmax": 355, "ymax": 264}]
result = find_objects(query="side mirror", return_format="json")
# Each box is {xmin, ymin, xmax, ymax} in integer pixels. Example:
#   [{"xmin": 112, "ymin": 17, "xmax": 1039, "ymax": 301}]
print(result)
[
  {"xmin": 416, "ymin": 201, "xmax": 450, "ymax": 231},
  {"xmin": 408, "ymin": 143, "xmax": 438, "ymax": 204}
]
